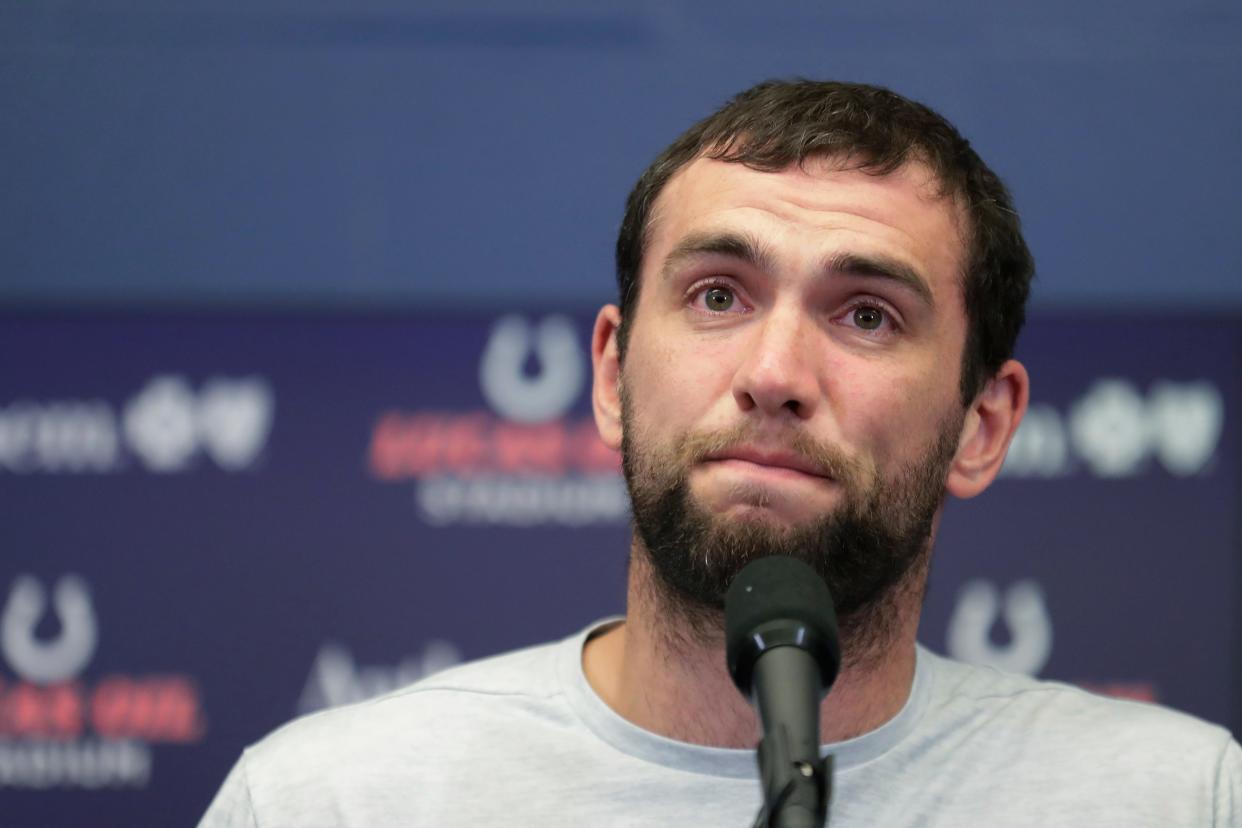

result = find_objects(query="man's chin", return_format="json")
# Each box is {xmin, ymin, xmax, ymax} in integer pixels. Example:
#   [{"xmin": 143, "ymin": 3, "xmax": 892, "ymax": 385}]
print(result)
[
  {"xmin": 689, "ymin": 479, "xmax": 846, "ymax": 526},
  {"xmin": 690, "ymin": 512, "xmax": 826, "ymax": 553},
  {"xmin": 674, "ymin": 504, "xmax": 835, "ymax": 574}
]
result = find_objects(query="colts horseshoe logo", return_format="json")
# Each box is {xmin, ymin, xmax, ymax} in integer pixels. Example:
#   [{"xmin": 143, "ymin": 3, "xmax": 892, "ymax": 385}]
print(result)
[
  {"xmin": 479, "ymin": 315, "xmax": 585, "ymax": 424},
  {"xmin": 1, "ymin": 574, "xmax": 99, "ymax": 684},
  {"xmin": 945, "ymin": 579, "xmax": 1053, "ymax": 676}
]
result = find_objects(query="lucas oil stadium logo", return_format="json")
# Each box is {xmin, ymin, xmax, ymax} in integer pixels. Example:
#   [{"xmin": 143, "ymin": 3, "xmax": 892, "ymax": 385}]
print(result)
[
  {"xmin": 0, "ymin": 574, "xmax": 207, "ymax": 789},
  {"xmin": 367, "ymin": 315, "xmax": 628, "ymax": 526}
]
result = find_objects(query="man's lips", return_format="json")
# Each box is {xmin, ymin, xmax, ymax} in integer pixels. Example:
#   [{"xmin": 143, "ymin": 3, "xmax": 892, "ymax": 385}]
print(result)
[{"xmin": 701, "ymin": 447, "xmax": 832, "ymax": 480}]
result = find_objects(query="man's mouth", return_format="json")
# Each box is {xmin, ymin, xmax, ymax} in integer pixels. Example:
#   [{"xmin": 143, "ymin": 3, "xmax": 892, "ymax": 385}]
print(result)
[{"xmin": 701, "ymin": 447, "xmax": 833, "ymax": 481}]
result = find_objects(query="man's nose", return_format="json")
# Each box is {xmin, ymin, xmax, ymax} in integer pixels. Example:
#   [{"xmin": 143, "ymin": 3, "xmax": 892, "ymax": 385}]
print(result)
[{"xmin": 731, "ymin": 309, "xmax": 821, "ymax": 420}]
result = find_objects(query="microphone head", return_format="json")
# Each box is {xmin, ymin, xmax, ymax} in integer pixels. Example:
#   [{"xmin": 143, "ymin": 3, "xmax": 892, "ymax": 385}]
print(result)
[{"xmin": 724, "ymin": 556, "xmax": 840, "ymax": 698}]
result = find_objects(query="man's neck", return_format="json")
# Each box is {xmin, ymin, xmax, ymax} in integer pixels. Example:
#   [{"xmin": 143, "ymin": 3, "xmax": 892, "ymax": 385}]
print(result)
[{"xmin": 582, "ymin": 549, "xmax": 923, "ymax": 749}]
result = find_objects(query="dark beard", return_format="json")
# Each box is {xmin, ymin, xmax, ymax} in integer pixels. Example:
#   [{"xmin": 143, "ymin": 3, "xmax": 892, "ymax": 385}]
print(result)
[{"xmin": 621, "ymin": 398, "xmax": 962, "ymax": 662}]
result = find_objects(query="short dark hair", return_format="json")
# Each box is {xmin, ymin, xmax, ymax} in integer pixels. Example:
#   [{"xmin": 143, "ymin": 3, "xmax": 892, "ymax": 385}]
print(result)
[{"xmin": 614, "ymin": 79, "xmax": 1033, "ymax": 404}]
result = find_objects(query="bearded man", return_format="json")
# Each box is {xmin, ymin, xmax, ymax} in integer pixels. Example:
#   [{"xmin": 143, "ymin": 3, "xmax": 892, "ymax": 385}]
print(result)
[{"xmin": 201, "ymin": 79, "xmax": 1241, "ymax": 827}]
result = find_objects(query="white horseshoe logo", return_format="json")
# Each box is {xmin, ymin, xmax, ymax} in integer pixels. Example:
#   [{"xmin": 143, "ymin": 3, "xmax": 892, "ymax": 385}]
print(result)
[
  {"xmin": 945, "ymin": 579, "xmax": 1053, "ymax": 676},
  {"xmin": 1, "ymin": 574, "xmax": 99, "ymax": 684},
  {"xmin": 479, "ymin": 315, "xmax": 584, "ymax": 423}
]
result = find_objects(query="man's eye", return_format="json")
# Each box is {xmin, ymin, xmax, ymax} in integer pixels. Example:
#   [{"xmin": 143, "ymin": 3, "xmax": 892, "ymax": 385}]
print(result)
[
  {"xmin": 852, "ymin": 306, "xmax": 885, "ymax": 330},
  {"xmin": 703, "ymin": 286, "xmax": 735, "ymax": 312}
]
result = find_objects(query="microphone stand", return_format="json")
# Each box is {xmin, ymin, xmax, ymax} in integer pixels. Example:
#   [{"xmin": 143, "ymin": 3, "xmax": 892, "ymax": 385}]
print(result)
[
  {"xmin": 749, "ymin": 646, "xmax": 832, "ymax": 828},
  {"xmin": 752, "ymin": 727, "xmax": 832, "ymax": 828},
  {"xmin": 723, "ymin": 556, "xmax": 839, "ymax": 828}
]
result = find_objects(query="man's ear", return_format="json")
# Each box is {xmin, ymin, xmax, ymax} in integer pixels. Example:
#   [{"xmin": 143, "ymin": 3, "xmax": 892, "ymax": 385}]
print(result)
[
  {"xmin": 946, "ymin": 359, "xmax": 1030, "ymax": 499},
  {"xmin": 591, "ymin": 304, "xmax": 624, "ymax": 451}
]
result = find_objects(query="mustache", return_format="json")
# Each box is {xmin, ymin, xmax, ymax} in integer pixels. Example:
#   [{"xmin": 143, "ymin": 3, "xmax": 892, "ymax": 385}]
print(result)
[{"xmin": 672, "ymin": 423, "xmax": 867, "ymax": 486}]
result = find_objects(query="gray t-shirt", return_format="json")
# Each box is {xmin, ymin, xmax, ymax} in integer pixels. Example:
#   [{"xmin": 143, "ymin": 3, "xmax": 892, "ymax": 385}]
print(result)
[{"xmin": 200, "ymin": 620, "xmax": 1241, "ymax": 827}]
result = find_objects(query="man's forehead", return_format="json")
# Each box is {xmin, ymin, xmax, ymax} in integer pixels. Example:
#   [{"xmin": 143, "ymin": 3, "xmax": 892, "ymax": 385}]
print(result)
[
  {"xmin": 655, "ymin": 153, "xmax": 956, "ymax": 220},
  {"xmin": 643, "ymin": 154, "xmax": 969, "ymax": 282}
]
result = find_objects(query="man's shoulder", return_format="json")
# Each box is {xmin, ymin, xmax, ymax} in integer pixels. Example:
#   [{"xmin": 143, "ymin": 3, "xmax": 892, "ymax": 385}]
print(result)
[
  {"xmin": 246, "ymin": 635, "xmax": 572, "ymax": 776},
  {"xmin": 393, "ymin": 635, "xmax": 568, "ymax": 701},
  {"xmin": 199, "ymin": 634, "xmax": 589, "ymax": 826},
  {"xmin": 920, "ymin": 647, "xmax": 1234, "ymax": 757}
]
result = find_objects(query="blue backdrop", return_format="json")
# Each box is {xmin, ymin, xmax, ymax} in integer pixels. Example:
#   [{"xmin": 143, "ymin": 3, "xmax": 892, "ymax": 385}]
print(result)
[
  {"xmin": 0, "ymin": 310, "xmax": 1237, "ymax": 826},
  {"xmin": 2, "ymin": 2, "xmax": 1240, "ymax": 310}
]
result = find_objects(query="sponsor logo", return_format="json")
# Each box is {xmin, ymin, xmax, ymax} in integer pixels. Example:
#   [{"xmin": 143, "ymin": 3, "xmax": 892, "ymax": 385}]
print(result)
[
  {"xmin": 1000, "ymin": 378, "xmax": 1223, "ymax": 479},
  {"xmin": 368, "ymin": 315, "xmax": 627, "ymax": 526},
  {"xmin": 0, "ymin": 575, "xmax": 207, "ymax": 790},
  {"xmin": 0, "ymin": 375, "xmax": 274, "ymax": 474},
  {"xmin": 297, "ymin": 640, "xmax": 463, "ymax": 714}
]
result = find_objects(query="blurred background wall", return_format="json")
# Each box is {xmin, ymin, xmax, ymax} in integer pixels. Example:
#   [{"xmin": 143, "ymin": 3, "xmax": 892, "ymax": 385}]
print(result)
[{"xmin": 2, "ymin": 2, "xmax": 1239, "ymax": 825}]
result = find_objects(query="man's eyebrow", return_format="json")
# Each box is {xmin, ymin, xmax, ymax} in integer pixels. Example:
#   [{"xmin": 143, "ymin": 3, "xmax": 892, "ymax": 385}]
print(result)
[
  {"xmin": 659, "ymin": 230, "xmax": 936, "ymax": 309},
  {"xmin": 826, "ymin": 252, "xmax": 936, "ymax": 309},
  {"xmin": 660, "ymin": 230, "xmax": 776, "ymax": 281}
]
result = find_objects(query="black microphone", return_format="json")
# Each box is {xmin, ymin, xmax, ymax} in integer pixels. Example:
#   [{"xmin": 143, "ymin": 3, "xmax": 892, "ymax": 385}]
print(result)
[{"xmin": 725, "ymin": 556, "xmax": 841, "ymax": 828}]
